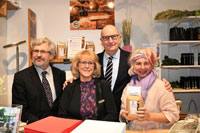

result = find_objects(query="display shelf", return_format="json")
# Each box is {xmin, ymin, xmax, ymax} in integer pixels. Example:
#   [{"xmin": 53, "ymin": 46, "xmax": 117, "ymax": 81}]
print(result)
[
  {"xmin": 173, "ymin": 89, "xmax": 200, "ymax": 93},
  {"xmin": 161, "ymin": 65, "xmax": 200, "ymax": 69},
  {"xmin": 7, "ymin": 1, "xmax": 18, "ymax": 10},
  {"xmin": 160, "ymin": 40, "xmax": 200, "ymax": 44},
  {"xmin": 50, "ymin": 59, "xmax": 72, "ymax": 64},
  {"xmin": 157, "ymin": 16, "xmax": 200, "ymax": 26},
  {"xmin": 0, "ymin": 0, "xmax": 18, "ymax": 17}
]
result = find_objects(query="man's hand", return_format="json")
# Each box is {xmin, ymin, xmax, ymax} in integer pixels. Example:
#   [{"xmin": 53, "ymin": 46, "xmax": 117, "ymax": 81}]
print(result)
[
  {"xmin": 62, "ymin": 78, "xmax": 73, "ymax": 90},
  {"xmin": 162, "ymin": 78, "xmax": 173, "ymax": 92}
]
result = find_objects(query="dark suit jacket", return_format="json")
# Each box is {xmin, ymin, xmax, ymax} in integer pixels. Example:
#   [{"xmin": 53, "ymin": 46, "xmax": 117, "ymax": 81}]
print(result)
[
  {"xmin": 58, "ymin": 78, "xmax": 118, "ymax": 122},
  {"xmin": 98, "ymin": 48, "xmax": 131, "ymax": 114},
  {"xmin": 12, "ymin": 65, "xmax": 66, "ymax": 123}
]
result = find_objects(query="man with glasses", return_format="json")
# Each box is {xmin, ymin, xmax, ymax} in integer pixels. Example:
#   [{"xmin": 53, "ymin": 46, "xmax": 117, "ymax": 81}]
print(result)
[
  {"xmin": 98, "ymin": 25, "xmax": 172, "ymax": 116},
  {"xmin": 12, "ymin": 37, "xmax": 66, "ymax": 124},
  {"xmin": 98, "ymin": 25, "xmax": 131, "ymax": 116}
]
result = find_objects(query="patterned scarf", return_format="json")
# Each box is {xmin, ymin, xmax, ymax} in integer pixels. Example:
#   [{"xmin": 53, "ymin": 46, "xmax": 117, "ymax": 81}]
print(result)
[{"xmin": 130, "ymin": 69, "xmax": 157, "ymax": 101}]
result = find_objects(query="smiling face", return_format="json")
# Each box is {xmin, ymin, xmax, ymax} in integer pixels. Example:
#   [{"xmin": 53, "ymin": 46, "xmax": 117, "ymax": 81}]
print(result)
[
  {"xmin": 100, "ymin": 25, "xmax": 121, "ymax": 56},
  {"xmin": 78, "ymin": 55, "xmax": 95, "ymax": 82},
  {"xmin": 32, "ymin": 43, "xmax": 54, "ymax": 70},
  {"xmin": 134, "ymin": 58, "xmax": 152, "ymax": 81}
]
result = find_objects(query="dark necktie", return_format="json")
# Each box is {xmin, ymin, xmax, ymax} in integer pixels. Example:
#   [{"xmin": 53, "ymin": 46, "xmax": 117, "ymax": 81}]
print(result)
[
  {"xmin": 42, "ymin": 71, "xmax": 53, "ymax": 107},
  {"xmin": 105, "ymin": 56, "xmax": 113, "ymax": 87}
]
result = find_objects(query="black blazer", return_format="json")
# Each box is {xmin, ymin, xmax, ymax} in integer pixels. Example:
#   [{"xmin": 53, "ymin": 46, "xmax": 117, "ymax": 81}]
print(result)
[
  {"xmin": 58, "ymin": 78, "xmax": 118, "ymax": 122},
  {"xmin": 98, "ymin": 48, "xmax": 131, "ymax": 114},
  {"xmin": 12, "ymin": 65, "xmax": 66, "ymax": 123}
]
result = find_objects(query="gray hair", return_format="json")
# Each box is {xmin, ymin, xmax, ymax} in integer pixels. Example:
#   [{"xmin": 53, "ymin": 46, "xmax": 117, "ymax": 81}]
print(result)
[{"xmin": 31, "ymin": 37, "xmax": 56, "ymax": 55}]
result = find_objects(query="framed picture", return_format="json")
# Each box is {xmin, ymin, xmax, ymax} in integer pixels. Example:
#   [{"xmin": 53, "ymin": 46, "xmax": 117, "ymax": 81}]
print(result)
[
  {"xmin": 67, "ymin": 37, "xmax": 82, "ymax": 59},
  {"xmin": 70, "ymin": 0, "xmax": 115, "ymax": 30},
  {"xmin": 28, "ymin": 8, "xmax": 36, "ymax": 66}
]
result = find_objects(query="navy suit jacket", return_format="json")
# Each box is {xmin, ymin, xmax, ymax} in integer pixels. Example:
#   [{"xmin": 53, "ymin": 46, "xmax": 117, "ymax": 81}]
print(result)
[
  {"xmin": 98, "ymin": 48, "xmax": 131, "ymax": 114},
  {"xmin": 12, "ymin": 65, "xmax": 66, "ymax": 123}
]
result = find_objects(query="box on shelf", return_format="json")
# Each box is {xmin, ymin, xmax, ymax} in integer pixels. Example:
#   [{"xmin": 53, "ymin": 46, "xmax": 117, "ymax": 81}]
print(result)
[
  {"xmin": 24, "ymin": 116, "xmax": 82, "ymax": 133},
  {"xmin": 71, "ymin": 119, "xmax": 126, "ymax": 133},
  {"xmin": 57, "ymin": 42, "xmax": 67, "ymax": 59}
]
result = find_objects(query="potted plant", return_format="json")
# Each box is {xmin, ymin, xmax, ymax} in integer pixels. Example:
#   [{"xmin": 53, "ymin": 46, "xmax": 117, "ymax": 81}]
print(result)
[{"xmin": 122, "ymin": 18, "xmax": 132, "ymax": 52}]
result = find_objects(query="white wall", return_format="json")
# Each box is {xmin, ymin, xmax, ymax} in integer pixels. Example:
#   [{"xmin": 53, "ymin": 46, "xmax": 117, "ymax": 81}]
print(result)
[{"xmin": 4, "ymin": 0, "xmax": 200, "ymax": 112}]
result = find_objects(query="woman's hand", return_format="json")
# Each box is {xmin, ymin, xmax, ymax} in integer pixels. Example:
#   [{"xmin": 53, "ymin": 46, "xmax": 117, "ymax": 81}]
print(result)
[
  {"xmin": 121, "ymin": 111, "xmax": 137, "ymax": 121},
  {"xmin": 62, "ymin": 78, "xmax": 73, "ymax": 90},
  {"xmin": 136, "ymin": 107, "xmax": 151, "ymax": 122}
]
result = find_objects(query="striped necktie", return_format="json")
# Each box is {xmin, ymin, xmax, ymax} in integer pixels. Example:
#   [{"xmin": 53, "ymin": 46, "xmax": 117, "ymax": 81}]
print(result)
[
  {"xmin": 105, "ymin": 56, "xmax": 113, "ymax": 87},
  {"xmin": 42, "ymin": 71, "xmax": 53, "ymax": 107}
]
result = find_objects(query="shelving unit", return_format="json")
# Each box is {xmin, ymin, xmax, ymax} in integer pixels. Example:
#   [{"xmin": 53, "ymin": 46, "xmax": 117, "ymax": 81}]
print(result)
[{"xmin": 159, "ymin": 16, "xmax": 200, "ymax": 93}]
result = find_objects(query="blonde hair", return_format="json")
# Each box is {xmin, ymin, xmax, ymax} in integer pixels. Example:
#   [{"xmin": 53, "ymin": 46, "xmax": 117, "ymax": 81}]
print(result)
[
  {"xmin": 128, "ymin": 48, "xmax": 158, "ymax": 76},
  {"xmin": 31, "ymin": 37, "xmax": 56, "ymax": 56},
  {"xmin": 71, "ymin": 49, "xmax": 101, "ymax": 79}
]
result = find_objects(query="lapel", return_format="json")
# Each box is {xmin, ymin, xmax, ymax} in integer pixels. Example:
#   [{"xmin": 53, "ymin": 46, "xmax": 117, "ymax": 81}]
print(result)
[
  {"xmin": 113, "ymin": 49, "xmax": 126, "ymax": 92},
  {"xmin": 73, "ymin": 79, "xmax": 81, "ymax": 113},
  {"xmin": 29, "ymin": 66, "xmax": 50, "ymax": 107},
  {"xmin": 98, "ymin": 51, "xmax": 105, "ymax": 79},
  {"xmin": 94, "ymin": 79, "xmax": 101, "ymax": 102}
]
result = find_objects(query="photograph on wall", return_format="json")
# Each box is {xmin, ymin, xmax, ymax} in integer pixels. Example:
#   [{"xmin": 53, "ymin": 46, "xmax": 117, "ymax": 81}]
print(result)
[
  {"xmin": 70, "ymin": 0, "xmax": 115, "ymax": 30},
  {"xmin": 28, "ymin": 8, "xmax": 37, "ymax": 66}
]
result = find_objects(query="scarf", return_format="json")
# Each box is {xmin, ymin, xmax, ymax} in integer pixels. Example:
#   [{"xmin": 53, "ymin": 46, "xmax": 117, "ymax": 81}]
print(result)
[{"xmin": 130, "ymin": 69, "xmax": 157, "ymax": 101}]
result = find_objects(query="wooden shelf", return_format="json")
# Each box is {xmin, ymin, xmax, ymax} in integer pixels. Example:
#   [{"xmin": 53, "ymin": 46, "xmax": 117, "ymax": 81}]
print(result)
[
  {"xmin": 160, "ymin": 40, "xmax": 200, "ymax": 45},
  {"xmin": 50, "ymin": 59, "xmax": 72, "ymax": 64},
  {"xmin": 7, "ymin": 1, "xmax": 18, "ymax": 10},
  {"xmin": 0, "ymin": 0, "xmax": 18, "ymax": 17},
  {"xmin": 173, "ymin": 89, "xmax": 200, "ymax": 93},
  {"xmin": 161, "ymin": 65, "xmax": 200, "ymax": 69}
]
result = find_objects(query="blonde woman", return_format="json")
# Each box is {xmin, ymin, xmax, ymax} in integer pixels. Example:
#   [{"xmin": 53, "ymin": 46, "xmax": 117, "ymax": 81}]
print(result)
[
  {"xmin": 58, "ymin": 50, "xmax": 118, "ymax": 121},
  {"xmin": 120, "ymin": 48, "xmax": 179, "ymax": 128}
]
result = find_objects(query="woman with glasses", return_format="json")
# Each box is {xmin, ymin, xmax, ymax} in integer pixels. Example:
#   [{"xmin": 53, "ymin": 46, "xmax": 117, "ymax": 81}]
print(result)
[{"xmin": 58, "ymin": 49, "xmax": 118, "ymax": 121}]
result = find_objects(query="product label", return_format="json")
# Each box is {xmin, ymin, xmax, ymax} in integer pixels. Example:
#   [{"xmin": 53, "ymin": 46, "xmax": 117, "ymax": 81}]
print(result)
[
  {"xmin": 127, "ymin": 86, "xmax": 141, "ymax": 96},
  {"xmin": 130, "ymin": 101, "xmax": 138, "ymax": 114}
]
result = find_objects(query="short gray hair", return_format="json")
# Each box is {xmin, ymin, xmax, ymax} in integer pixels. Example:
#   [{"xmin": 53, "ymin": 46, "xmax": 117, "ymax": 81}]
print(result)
[{"xmin": 31, "ymin": 37, "xmax": 56, "ymax": 55}]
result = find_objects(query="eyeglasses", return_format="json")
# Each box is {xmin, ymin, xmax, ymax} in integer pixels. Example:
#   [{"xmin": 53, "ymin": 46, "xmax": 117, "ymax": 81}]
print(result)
[
  {"xmin": 79, "ymin": 61, "xmax": 94, "ymax": 66},
  {"xmin": 32, "ymin": 50, "xmax": 50, "ymax": 54},
  {"xmin": 101, "ymin": 34, "xmax": 119, "ymax": 41}
]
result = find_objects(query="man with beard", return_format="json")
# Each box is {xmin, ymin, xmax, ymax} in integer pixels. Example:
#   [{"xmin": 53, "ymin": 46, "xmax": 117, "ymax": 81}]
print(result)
[{"xmin": 12, "ymin": 37, "xmax": 66, "ymax": 124}]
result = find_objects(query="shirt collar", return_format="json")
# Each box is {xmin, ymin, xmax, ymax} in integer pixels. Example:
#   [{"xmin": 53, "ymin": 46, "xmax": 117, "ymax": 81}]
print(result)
[
  {"xmin": 35, "ymin": 65, "xmax": 51, "ymax": 75},
  {"xmin": 104, "ymin": 48, "xmax": 120, "ymax": 60}
]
